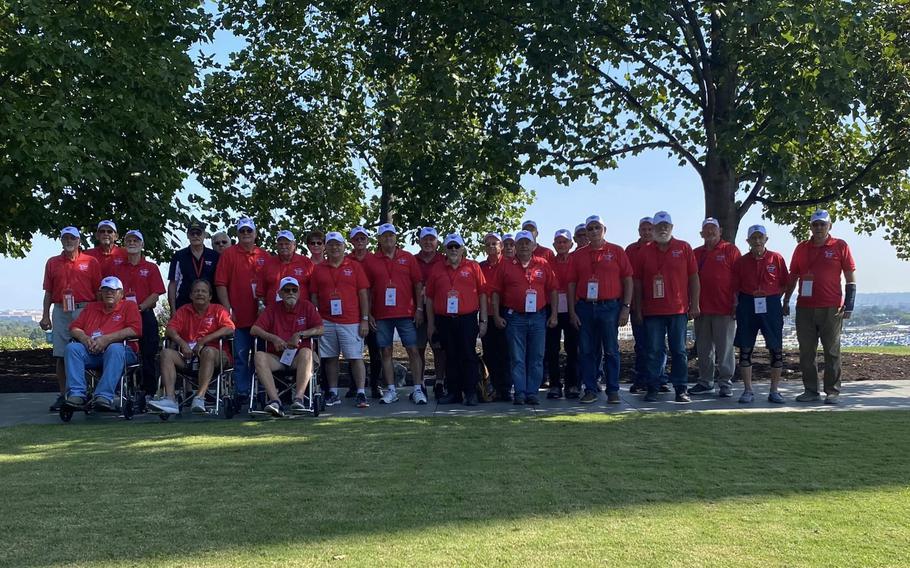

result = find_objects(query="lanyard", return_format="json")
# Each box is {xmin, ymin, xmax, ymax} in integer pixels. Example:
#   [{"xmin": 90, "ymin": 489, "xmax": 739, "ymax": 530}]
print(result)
[
  {"xmin": 589, "ymin": 244, "xmax": 608, "ymax": 277},
  {"xmin": 521, "ymin": 259, "xmax": 538, "ymax": 287},
  {"xmin": 328, "ymin": 261, "xmax": 347, "ymax": 294},
  {"xmin": 446, "ymin": 261, "xmax": 463, "ymax": 289},
  {"xmin": 191, "ymin": 250, "xmax": 206, "ymax": 279}
]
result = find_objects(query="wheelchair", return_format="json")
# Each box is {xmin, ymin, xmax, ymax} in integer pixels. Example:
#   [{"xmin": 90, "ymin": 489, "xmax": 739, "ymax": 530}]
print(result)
[
  {"xmin": 59, "ymin": 339, "xmax": 143, "ymax": 423},
  {"xmin": 151, "ymin": 337, "xmax": 236, "ymax": 421},
  {"xmin": 247, "ymin": 337, "xmax": 325, "ymax": 418}
]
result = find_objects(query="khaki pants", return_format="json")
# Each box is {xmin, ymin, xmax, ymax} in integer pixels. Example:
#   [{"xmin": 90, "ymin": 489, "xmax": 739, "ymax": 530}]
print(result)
[
  {"xmin": 795, "ymin": 307, "xmax": 843, "ymax": 396},
  {"xmin": 694, "ymin": 314, "xmax": 736, "ymax": 388}
]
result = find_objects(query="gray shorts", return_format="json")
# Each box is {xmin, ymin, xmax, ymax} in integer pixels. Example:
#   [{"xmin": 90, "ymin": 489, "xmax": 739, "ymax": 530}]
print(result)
[
  {"xmin": 51, "ymin": 303, "xmax": 85, "ymax": 357},
  {"xmin": 321, "ymin": 321, "xmax": 364, "ymax": 359}
]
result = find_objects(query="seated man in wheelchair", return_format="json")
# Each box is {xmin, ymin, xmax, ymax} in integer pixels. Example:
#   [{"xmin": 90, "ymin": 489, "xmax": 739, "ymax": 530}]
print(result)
[
  {"xmin": 251, "ymin": 276, "xmax": 324, "ymax": 416},
  {"xmin": 64, "ymin": 276, "xmax": 142, "ymax": 410},
  {"xmin": 150, "ymin": 279, "xmax": 235, "ymax": 414}
]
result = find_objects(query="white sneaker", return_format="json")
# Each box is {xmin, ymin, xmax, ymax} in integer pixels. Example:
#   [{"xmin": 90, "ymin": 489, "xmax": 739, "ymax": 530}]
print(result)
[
  {"xmin": 149, "ymin": 397, "xmax": 179, "ymax": 414},
  {"xmin": 191, "ymin": 396, "xmax": 207, "ymax": 414},
  {"xmin": 410, "ymin": 386, "xmax": 428, "ymax": 405},
  {"xmin": 380, "ymin": 389, "xmax": 399, "ymax": 404}
]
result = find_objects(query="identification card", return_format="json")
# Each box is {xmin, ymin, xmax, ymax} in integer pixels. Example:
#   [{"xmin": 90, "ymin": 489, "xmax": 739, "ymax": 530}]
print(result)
[
  {"xmin": 385, "ymin": 287, "xmax": 397, "ymax": 307},
  {"xmin": 251, "ymin": 281, "xmax": 258, "ymax": 299},
  {"xmin": 653, "ymin": 275, "xmax": 665, "ymax": 299},
  {"xmin": 754, "ymin": 297, "xmax": 767, "ymax": 314},
  {"xmin": 62, "ymin": 289, "xmax": 75, "ymax": 312},
  {"xmin": 330, "ymin": 298, "xmax": 343, "ymax": 316},
  {"xmin": 91, "ymin": 331, "xmax": 102, "ymax": 339},
  {"xmin": 557, "ymin": 292, "xmax": 568, "ymax": 314},
  {"xmin": 275, "ymin": 293, "xmax": 282, "ymax": 302},
  {"xmin": 446, "ymin": 290, "xmax": 459, "ymax": 314},
  {"xmin": 188, "ymin": 341, "xmax": 197, "ymax": 351},
  {"xmin": 801, "ymin": 279, "xmax": 813, "ymax": 297},
  {"xmin": 586, "ymin": 280, "xmax": 599, "ymax": 301},
  {"xmin": 280, "ymin": 348, "xmax": 297, "ymax": 366},
  {"xmin": 126, "ymin": 295, "xmax": 137, "ymax": 303},
  {"xmin": 525, "ymin": 289, "xmax": 538, "ymax": 313}
]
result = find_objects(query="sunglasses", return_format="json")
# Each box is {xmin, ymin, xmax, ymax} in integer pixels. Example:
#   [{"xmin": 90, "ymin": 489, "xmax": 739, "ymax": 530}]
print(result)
[
  {"xmin": 188, "ymin": 229, "xmax": 203, "ymax": 236},
  {"xmin": 97, "ymin": 229, "xmax": 114, "ymax": 234},
  {"xmin": 238, "ymin": 227, "xmax": 254, "ymax": 234},
  {"xmin": 446, "ymin": 244, "xmax": 462, "ymax": 250},
  {"xmin": 281, "ymin": 287, "xmax": 300, "ymax": 294},
  {"xmin": 309, "ymin": 241, "xmax": 324, "ymax": 246},
  {"xmin": 214, "ymin": 240, "xmax": 229, "ymax": 245}
]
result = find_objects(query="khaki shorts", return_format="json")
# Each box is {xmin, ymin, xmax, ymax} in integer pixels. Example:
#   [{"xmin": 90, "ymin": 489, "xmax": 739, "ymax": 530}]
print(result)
[{"xmin": 51, "ymin": 303, "xmax": 86, "ymax": 357}]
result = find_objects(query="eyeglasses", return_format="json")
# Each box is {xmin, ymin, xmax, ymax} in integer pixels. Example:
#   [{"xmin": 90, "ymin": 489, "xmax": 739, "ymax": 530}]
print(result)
[
  {"xmin": 308, "ymin": 241, "xmax": 324, "ymax": 246},
  {"xmin": 214, "ymin": 240, "xmax": 229, "ymax": 245},
  {"xmin": 281, "ymin": 287, "xmax": 300, "ymax": 294},
  {"xmin": 188, "ymin": 229, "xmax": 203, "ymax": 236},
  {"xmin": 97, "ymin": 229, "xmax": 114, "ymax": 234},
  {"xmin": 586, "ymin": 225, "xmax": 604, "ymax": 232},
  {"xmin": 446, "ymin": 244, "xmax": 462, "ymax": 250},
  {"xmin": 238, "ymin": 228, "xmax": 254, "ymax": 234}
]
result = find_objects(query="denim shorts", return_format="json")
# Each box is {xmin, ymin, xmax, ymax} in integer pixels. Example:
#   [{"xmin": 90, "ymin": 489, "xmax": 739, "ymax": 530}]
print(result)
[
  {"xmin": 375, "ymin": 317, "xmax": 418, "ymax": 348},
  {"xmin": 734, "ymin": 293, "xmax": 784, "ymax": 350}
]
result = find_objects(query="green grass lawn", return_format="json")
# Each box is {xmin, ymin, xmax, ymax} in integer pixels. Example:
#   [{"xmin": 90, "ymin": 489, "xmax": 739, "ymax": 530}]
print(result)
[
  {"xmin": 841, "ymin": 345, "xmax": 910, "ymax": 356},
  {"xmin": 2, "ymin": 412, "xmax": 909, "ymax": 567}
]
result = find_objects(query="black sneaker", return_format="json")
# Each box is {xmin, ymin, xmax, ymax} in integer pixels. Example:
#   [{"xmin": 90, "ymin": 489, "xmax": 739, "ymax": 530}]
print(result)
[
  {"xmin": 49, "ymin": 394, "xmax": 66, "ymax": 412},
  {"xmin": 525, "ymin": 395, "xmax": 540, "ymax": 406},
  {"xmin": 644, "ymin": 390, "xmax": 660, "ymax": 403},
  {"xmin": 607, "ymin": 392, "xmax": 621, "ymax": 404},
  {"xmin": 433, "ymin": 382, "xmax": 446, "ymax": 399},
  {"xmin": 688, "ymin": 384, "xmax": 714, "ymax": 395},
  {"xmin": 438, "ymin": 393, "xmax": 462, "ymax": 405},
  {"xmin": 675, "ymin": 390, "xmax": 691, "ymax": 403},
  {"xmin": 658, "ymin": 384, "xmax": 672, "ymax": 393},
  {"xmin": 345, "ymin": 388, "xmax": 356, "ymax": 399},
  {"xmin": 64, "ymin": 395, "xmax": 86, "ymax": 408},
  {"xmin": 464, "ymin": 392, "xmax": 479, "ymax": 406},
  {"xmin": 371, "ymin": 385, "xmax": 384, "ymax": 399},
  {"xmin": 564, "ymin": 387, "xmax": 580, "ymax": 399},
  {"xmin": 92, "ymin": 396, "xmax": 115, "ymax": 411},
  {"xmin": 629, "ymin": 384, "xmax": 644, "ymax": 394},
  {"xmin": 579, "ymin": 390, "xmax": 598, "ymax": 404},
  {"xmin": 546, "ymin": 387, "xmax": 563, "ymax": 400},
  {"xmin": 355, "ymin": 392, "xmax": 370, "ymax": 408}
]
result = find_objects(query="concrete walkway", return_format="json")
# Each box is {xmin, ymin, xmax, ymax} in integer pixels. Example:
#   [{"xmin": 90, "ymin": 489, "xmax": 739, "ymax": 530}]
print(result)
[{"xmin": 3, "ymin": 379, "xmax": 910, "ymax": 427}]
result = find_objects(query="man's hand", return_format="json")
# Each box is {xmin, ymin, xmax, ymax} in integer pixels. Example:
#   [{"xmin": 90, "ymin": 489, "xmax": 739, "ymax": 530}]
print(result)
[
  {"xmin": 179, "ymin": 342, "xmax": 194, "ymax": 359},
  {"xmin": 40, "ymin": 317, "xmax": 51, "ymax": 331},
  {"xmin": 570, "ymin": 312, "xmax": 581, "ymax": 329},
  {"xmin": 619, "ymin": 306, "xmax": 630, "ymax": 327},
  {"xmin": 478, "ymin": 320, "xmax": 488, "ymax": 339},
  {"xmin": 547, "ymin": 315, "xmax": 558, "ymax": 329},
  {"xmin": 368, "ymin": 315, "xmax": 378, "ymax": 332},
  {"xmin": 494, "ymin": 315, "xmax": 507, "ymax": 329},
  {"xmin": 688, "ymin": 305, "xmax": 701, "ymax": 320},
  {"xmin": 413, "ymin": 310, "xmax": 424, "ymax": 327},
  {"xmin": 358, "ymin": 321, "xmax": 369, "ymax": 338},
  {"xmin": 271, "ymin": 337, "xmax": 289, "ymax": 352}
]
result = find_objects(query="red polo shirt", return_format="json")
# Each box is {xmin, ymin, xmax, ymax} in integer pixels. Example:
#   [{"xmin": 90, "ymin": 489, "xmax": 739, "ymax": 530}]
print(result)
[
  {"xmin": 71, "ymin": 300, "xmax": 142, "ymax": 351},
  {"xmin": 85, "ymin": 246, "xmax": 128, "ymax": 276},
  {"xmin": 479, "ymin": 256, "xmax": 503, "ymax": 312},
  {"xmin": 694, "ymin": 240, "xmax": 741, "ymax": 315},
  {"xmin": 416, "ymin": 252, "xmax": 445, "ymax": 282},
  {"xmin": 254, "ymin": 299, "xmax": 323, "ymax": 352},
  {"xmin": 112, "ymin": 258, "xmax": 166, "ymax": 305},
  {"xmin": 310, "ymin": 258, "xmax": 370, "ymax": 324},
  {"xmin": 533, "ymin": 244, "xmax": 556, "ymax": 263},
  {"xmin": 567, "ymin": 241, "xmax": 633, "ymax": 301},
  {"xmin": 213, "ymin": 244, "xmax": 270, "ymax": 328},
  {"xmin": 346, "ymin": 251, "xmax": 373, "ymax": 265},
  {"xmin": 167, "ymin": 303, "xmax": 235, "ymax": 350},
  {"xmin": 625, "ymin": 240, "xmax": 648, "ymax": 269},
  {"xmin": 425, "ymin": 259, "xmax": 486, "ymax": 316},
  {"xmin": 363, "ymin": 248, "xmax": 423, "ymax": 320},
  {"xmin": 43, "ymin": 252, "xmax": 102, "ymax": 303},
  {"xmin": 634, "ymin": 238, "xmax": 698, "ymax": 317},
  {"xmin": 550, "ymin": 254, "xmax": 574, "ymax": 293},
  {"xmin": 789, "ymin": 236, "xmax": 856, "ymax": 308},
  {"xmin": 263, "ymin": 253, "xmax": 314, "ymax": 303},
  {"xmin": 733, "ymin": 251, "xmax": 789, "ymax": 296},
  {"xmin": 492, "ymin": 256, "xmax": 557, "ymax": 312}
]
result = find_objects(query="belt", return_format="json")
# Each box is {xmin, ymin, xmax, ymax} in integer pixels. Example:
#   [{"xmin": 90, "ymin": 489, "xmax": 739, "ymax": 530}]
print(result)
[
  {"xmin": 581, "ymin": 298, "xmax": 620, "ymax": 305},
  {"xmin": 56, "ymin": 302, "xmax": 89, "ymax": 308}
]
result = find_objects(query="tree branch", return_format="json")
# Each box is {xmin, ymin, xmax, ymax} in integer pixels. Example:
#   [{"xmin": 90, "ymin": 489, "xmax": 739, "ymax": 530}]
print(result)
[
  {"xmin": 541, "ymin": 141, "xmax": 675, "ymax": 166},
  {"xmin": 737, "ymin": 173, "xmax": 766, "ymax": 218}
]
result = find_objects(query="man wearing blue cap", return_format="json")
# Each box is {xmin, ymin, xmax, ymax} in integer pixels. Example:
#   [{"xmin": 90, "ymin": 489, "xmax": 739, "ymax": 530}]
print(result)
[{"xmin": 479, "ymin": 231, "xmax": 511, "ymax": 400}]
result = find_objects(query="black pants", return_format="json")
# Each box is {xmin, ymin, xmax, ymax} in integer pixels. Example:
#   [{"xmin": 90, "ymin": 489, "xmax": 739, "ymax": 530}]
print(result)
[
  {"xmin": 481, "ymin": 308, "xmax": 510, "ymax": 395},
  {"xmin": 545, "ymin": 312, "xmax": 579, "ymax": 390},
  {"xmin": 365, "ymin": 329, "xmax": 382, "ymax": 388},
  {"xmin": 139, "ymin": 309, "xmax": 159, "ymax": 393},
  {"xmin": 437, "ymin": 312, "xmax": 480, "ymax": 398}
]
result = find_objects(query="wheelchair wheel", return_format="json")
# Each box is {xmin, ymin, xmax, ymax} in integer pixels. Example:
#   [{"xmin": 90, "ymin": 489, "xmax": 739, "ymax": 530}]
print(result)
[
  {"xmin": 60, "ymin": 407, "xmax": 74, "ymax": 423},
  {"xmin": 222, "ymin": 396, "xmax": 234, "ymax": 419},
  {"xmin": 123, "ymin": 400, "xmax": 134, "ymax": 420},
  {"xmin": 158, "ymin": 412, "xmax": 170, "ymax": 422},
  {"xmin": 312, "ymin": 394, "xmax": 321, "ymax": 417},
  {"xmin": 319, "ymin": 392, "xmax": 326, "ymax": 412}
]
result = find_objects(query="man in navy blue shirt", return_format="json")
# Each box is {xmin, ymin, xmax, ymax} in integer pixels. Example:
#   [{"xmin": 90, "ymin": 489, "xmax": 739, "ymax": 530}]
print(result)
[{"xmin": 167, "ymin": 221, "xmax": 220, "ymax": 312}]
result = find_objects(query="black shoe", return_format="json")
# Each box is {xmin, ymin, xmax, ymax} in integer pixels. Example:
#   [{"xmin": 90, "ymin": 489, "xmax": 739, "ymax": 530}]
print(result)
[
  {"xmin": 433, "ymin": 382, "xmax": 445, "ymax": 399},
  {"xmin": 525, "ymin": 395, "xmax": 540, "ymax": 406},
  {"xmin": 92, "ymin": 396, "xmax": 115, "ymax": 412},
  {"xmin": 688, "ymin": 384, "xmax": 714, "ymax": 396},
  {"xmin": 371, "ymin": 385, "xmax": 384, "ymax": 399},
  {"xmin": 644, "ymin": 390, "xmax": 659, "ymax": 403},
  {"xmin": 564, "ymin": 387, "xmax": 580, "ymax": 399},
  {"xmin": 233, "ymin": 394, "xmax": 249, "ymax": 414},
  {"xmin": 658, "ymin": 384, "xmax": 672, "ymax": 393},
  {"xmin": 49, "ymin": 394, "xmax": 65, "ymax": 412},
  {"xmin": 607, "ymin": 392, "xmax": 621, "ymax": 404},
  {"xmin": 464, "ymin": 392, "xmax": 479, "ymax": 406},
  {"xmin": 546, "ymin": 388, "xmax": 563, "ymax": 400},
  {"xmin": 495, "ymin": 391, "xmax": 513, "ymax": 402},
  {"xmin": 438, "ymin": 393, "xmax": 462, "ymax": 405},
  {"xmin": 513, "ymin": 394, "xmax": 525, "ymax": 405},
  {"xmin": 629, "ymin": 384, "xmax": 643, "ymax": 394},
  {"xmin": 345, "ymin": 388, "xmax": 356, "ymax": 399},
  {"xmin": 675, "ymin": 389, "xmax": 691, "ymax": 403}
]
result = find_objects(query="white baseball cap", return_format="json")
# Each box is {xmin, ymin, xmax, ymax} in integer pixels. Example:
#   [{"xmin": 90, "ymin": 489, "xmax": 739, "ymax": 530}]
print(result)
[
  {"xmin": 653, "ymin": 211, "xmax": 673, "ymax": 225},
  {"xmin": 124, "ymin": 230, "xmax": 144, "ymax": 242},
  {"xmin": 502, "ymin": 232, "xmax": 515, "ymax": 242},
  {"xmin": 810, "ymin": 210, "xmax": 831, "ymax": 224},
  {"xmin": 444, "ymin": 234, "xmax": 465, "ymax": 247},
  {"xmin": 484, "ymin": 232, "xmax": 502, "ymax": 242},
  {"xmin": 97, "ymin": 220, "xmax": 117, "ymax": 232},
  {"xmin": 60, "ymin": 227, "xmax": 80, "ymax": 239},
  {"xmin": 515, "ymin": 230, "xmax": 536, "ymax": 243},
  {"xmin": 277, "ymin": 230, "xmax": 295, "ymax": 241},
  {"xmin": 554, "ymin": 229, "xmax": 572, "ymax": 241},
  {"xmin": 100, "ymin": 276, "xmax": 123, "ymax": 290},
  {"xmin": 639, "ymin": 217, "xmax": 654, "ymax": 226},
  {"xmin": 349, "ymin": 226, "xmax": 369, "ymax": 239},
  {"xmin": 419, "ymin": 227, "xmax": 438, "ymax": 239},
  {"xmin": 702, "ymin": 217, "xmax": 720, "ymax": 228},
  {"xmin": 236, "ymin": 217, "xmax": 256, "ymax": 231},
  {"xmin": 748, "ymin": 224, "xmax": 767, "ymax": 237},
  {"xmin": 377, "ymin": 223, "xmax": 397, "ymax": 235},
  {"xmin": 574, "ymin": 224, "xmax": 586, "ymax": 234},
  {"xmin": 521, "ymin": 220, "xmax": 538, "ymax": 231},
  {"xmin": 279, "ymin": 276, "xmax": 300, "ymax": 290},
  {"xmin": 325, "ymin": 231, "xmax": 345, "ymax": 244},
  {"xmin": 585, "ymin": 215, "xmax": 603, "ymax": 227}
]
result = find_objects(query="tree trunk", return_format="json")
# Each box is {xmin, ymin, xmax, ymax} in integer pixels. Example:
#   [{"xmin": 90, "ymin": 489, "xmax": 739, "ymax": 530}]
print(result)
[{"xmin": 701, "ymin": 152, "xmax": 740, "ymax": 243}]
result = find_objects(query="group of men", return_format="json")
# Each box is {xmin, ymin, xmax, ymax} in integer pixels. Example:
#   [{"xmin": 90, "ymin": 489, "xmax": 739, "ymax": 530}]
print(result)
[{"xmin": 40, "ymin": 208, "xmax": 856, "ymax": 416}]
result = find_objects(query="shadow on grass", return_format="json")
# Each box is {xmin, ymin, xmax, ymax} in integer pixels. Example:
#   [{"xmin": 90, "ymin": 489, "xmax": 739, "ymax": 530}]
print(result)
[{"xmin": 1, "ymin": 411, "xmax": 909, "ymax": 566}]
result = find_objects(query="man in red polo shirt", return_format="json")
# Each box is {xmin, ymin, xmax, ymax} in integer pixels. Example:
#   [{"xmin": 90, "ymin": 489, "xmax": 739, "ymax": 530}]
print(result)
[
  {"xmin": 425, "ymin": 234, "xmax": 488, "ymax": 405},
  {"xmin": 310, "ymin": 231, "xmax": 371, "ymax": 408},
  {"xmin": 263, "ymin": 230, "xmax": 314, "ymax": 303},
  {"xmin": 252, "ymin": 276, "xmax": 324, "ymax": 416},
  {"xmin": 690, "ymin": 218, "xmax": 741, "ymax": 398},
  {"xmin": 112, "ymin": 229, "xmax": 166, "ymax": 397},
  {"xmin": 40, "ymin": 226, "xmax": 103, "ymax": 411},
  {"xmin": 625, "ymin": 216, "xmax": 666, "ymax": 393},
  {"xmin": 347, "ymin": 225, "xmax": 383, "ymax": 399},
  {"xmin": 84, "ymin": 220, "xmax": 128, "ymax": 276},
  {"xmin": 64, "ymin": 276, "xmax": 141, "ymax": 410},
  {"xmin": 521, "ymin": 220, "xmax": 556, "ymax": 262},
  {"xmin": 363, "ymin": 223, "xmax": 426, "ymax": 404},
  {"xmin": 573, "ymin": 224, "xmax": 589, "ymax": 249},
  {"xmin": 492, "ymin": 230, "xmax": 557, "ymax": 405},
  {"xmin": 214, "ymin": 217, "xmax": 271, "ymax": 404},
  {"xmin": 784, "ymin": 210, "xmax": 857, "ymax": 404},
  {"xmin": 479, "ymin": 231, "xmax": 511, "ymax": 401},
  {"xmin": 545, "ymin": 229, "xmax": 580, "ymax": 399},
  {"xmin": 632, "ymin": 211, "xmax": 699, "ymax": 403},
  {"xmin": 567, "ymin": 215, "xmax": 633, "ymax": 404},
  {"xmin": 415, "ymin": 227, "xmax": 446, "ymax": 397},
  {"xmin": 150, "ymin": 279, "xmax": 235, "ymax": 415}
]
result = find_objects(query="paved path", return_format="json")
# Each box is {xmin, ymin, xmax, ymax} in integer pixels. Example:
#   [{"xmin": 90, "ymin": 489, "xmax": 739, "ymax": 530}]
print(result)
[{"xmin": 3, "ymin": 379, "xmax": 910, "ymax": 427}]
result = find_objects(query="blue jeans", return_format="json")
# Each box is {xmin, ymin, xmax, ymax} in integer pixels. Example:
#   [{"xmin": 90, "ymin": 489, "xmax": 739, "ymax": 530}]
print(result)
[
  {"xmin": 632, "ymin": 320, "xmax": 667, "ymax": 386},
  {"xmin": 504, "ymin": 309, "xmax": 546, "ymax": 399},
  {"xmin": 233, "ymin": 327, "xmax": 253, "ymax": 396},
  {"xmin": 577, "ymin": 300, "xmax": 621, "ymax": 393},
  {"xmin": 65, "ymin": 342, "xmax": 138, "ymax": 401},
  {"xmin": 644, "ymin": 314, "xmax": 688, "ymax": 390}
]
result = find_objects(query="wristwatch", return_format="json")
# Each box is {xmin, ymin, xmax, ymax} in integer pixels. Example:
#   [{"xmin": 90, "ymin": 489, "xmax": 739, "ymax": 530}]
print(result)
[{"xmin": 622, "ymin": 303, "xmax": 631, "ymax": 308}]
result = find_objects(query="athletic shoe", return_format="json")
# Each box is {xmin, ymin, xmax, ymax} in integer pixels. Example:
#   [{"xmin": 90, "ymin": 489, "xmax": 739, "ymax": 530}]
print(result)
[
  {"xmin": 824, "ymin": 394, "xmax": 840, "ymax": 405},
  {"xmin": 464, "ymin": 392, "xmax": 479, "ymax": 406},
  {"xmin": 643, "ymin": 390, "xmax": 659, "ymax": 403},
  {"xmin": 438, "ymin": 393, "xmax": 462, "ymax": 405},
  {"xmin": 795, "ymin": 392, "xmax": 821, "ymax": 402},
  {"xmin": 324, "ymin": 392, "xmax": 342, "ymax": 406},
  {"xmin": 355, "ymin": 392, "xmax": 370, "ymax": 408},
  {"xmin": 371, "ymin": 385, "xmax": 384, "ymax": 399},
  {"xmin": 512, "ymin": 393, "xmax": 525, "ymax": 405},
  {"xmin": 191, "ymin": 396, "xmax": 207, "ymax": 414},
  {"xmin": 64, "ymin": 395, "xmax": 86, "ymax": 407},
  {"xmin": 265, "ymin": 400, "xmax": 284, "ymax": 417},
  {"xmin": 565, "ymin": 387, "xmax": 580, "ymax": 399},
  {"xmin": 674, "ymin": 390, "xmax": 691, "ymax": 403},
  {"xmin": 49, "ymin": 394, "xmax": 66, "ymax": 412},
  {"xmin": 92, "ymin": 396, "xmax": 115, "ymax": 411},
  {"xmin": 607, "ymin": 392, "xmax": 621, "ymax": 404},
  {"xmin": 629, "ymin": 384, "xmax": 644, "ymax": 394},
  {"xmin": 149, "ymin": 397, "xmax": 180, "ymax": 414},
  {"xmin": 380, "ymin": 389, "xmax": 399, "ymax": 404},
  {"xmin": 525, "ymin": 395, "xmax": 540, "ymax": 406},
  {"xmin": 688, "ymin": 384, "xmax": 714, "ymax": 396},
  {"xmin": 658, "ymin": 384, "xmax": 672, "ymax": 393},
  {"xmin": 433, "ymin": 382, "xmax": 445, "ymax": 399},
  {"xmin": 345, "ymin": 388, "xmax": 356, "ymax": 399},
  {"xmin": 718, "ymin": 386, "xmax": 733, "ymax": 398},
  {"xmin": 410, "ymin": 386, "xmax": 428, "ymax": 405},
  {"xmin": 546, "ymin": 387, "xmax": 563, "ymax": 400},
  {"xmin": 738, "ymin": 390, "xmax": 754, "ymax": 404},
  {"xmin": 768, "ymin": 391, "xmax": 785, "ymax": 404},
  {"xmin": 579, "ymin": 390, "xmax": 598, "ymax": 404},
  {"xmin": 290, "ymin": 398, "xmax": 308, "ymax": 413}
]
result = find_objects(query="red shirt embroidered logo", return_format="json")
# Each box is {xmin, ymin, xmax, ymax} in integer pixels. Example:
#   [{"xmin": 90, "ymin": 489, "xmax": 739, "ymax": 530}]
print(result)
[
  {"xmin": 767, "ymin": 265, "xmax": 776, "ymax": 273},
  {"xmin": 112, "ymin": 314, "xmax": 123, "ymax": 322},
  {"xmin": 671, "ymin": 250, "xmax": 682, "ymax": 258},
  {"xmin": 78, "ymin": 263, "xmax": 89, "ymax": 271},
  {"xmin": 204, "ymin": 317, "xmax": 214, "ymax": 325},
  {"xmin": 139, "ymin": 269, "xmax": 149, "ymax": 277},
  {"xmin": 296, "ymin": 317, "xmax": 307, "ymax": 325},
  {"xmin": 343, "ymin": 268, "xmax": 353, "ymax": 276}
]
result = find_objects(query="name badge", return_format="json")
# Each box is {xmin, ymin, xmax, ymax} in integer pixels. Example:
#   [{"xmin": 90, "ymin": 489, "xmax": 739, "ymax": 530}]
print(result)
[
  {"xmin": 385, "ymin": 287, "xmax": 397, "ymax": 307},
  {"xmin": 653, "ymin": 275, "xmax": 665, "ymax": 299},
  {"xmin": 275, "ymin": 293, "xmax": 282, "ymax": 302},
  {"xmin": 280, "ymin": 348, "xmax": 297, "ymax": 366},
  {"xmin": 557, "ymin": 292, "xmax": 568, "ymax": 314},
  {"xmin": 525, "ymin": 289, "xmax": 538, "ymax": 313},
  {"xmin": 91, "ymin": 331, "xmax": 102, "ymax": 339},
  {"xmin": 754, "ymin": 297, "xmax": 767, "ymax": 314},
  {"xmin": 801, "ymin": 279, "xmax": 813, "ymax": 297},
  {"xmin": 330, "ymin": 298, "xmax": 343, "ymax": 316},
  {"xmin": 446, "ymin": 290, "xmax": 459, "ymax": 314},
  {"xmin": 188, "ymin": 341, "xmax": 197, "ymax": 350},
  {"xmin": 586, "ymin": 280, "xmax": 599, "ymax": 300},
  {"xmin": 251, "ymin": 281, "xmax": 258, "ymax": 299},
  {"xmin": 62, "ymin": 289, "xmax": 75, "ymax": 312},
  {"xmin": 126, "ymin": 295, "xmax": 137, "ymax": 303}
]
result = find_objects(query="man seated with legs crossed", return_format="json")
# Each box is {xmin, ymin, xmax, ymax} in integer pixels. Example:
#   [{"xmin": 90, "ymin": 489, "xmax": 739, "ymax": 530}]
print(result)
[
  {"xmin": 150, "ymin": 279, "xmax": 235, "ymax": 414},
  {"xmin": 252, "ymin": 277, "xmax": 324, "ymax": 417}
]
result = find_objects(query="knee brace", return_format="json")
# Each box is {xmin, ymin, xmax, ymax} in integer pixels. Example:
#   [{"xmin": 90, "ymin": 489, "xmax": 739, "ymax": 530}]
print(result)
[
  {"xmin": 769, "ymin": 348, "xmax": 784, "ymax": 369},
  {"xmin": 738, "ymin": 347, "xmax": 753, "ymax": 368}
]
